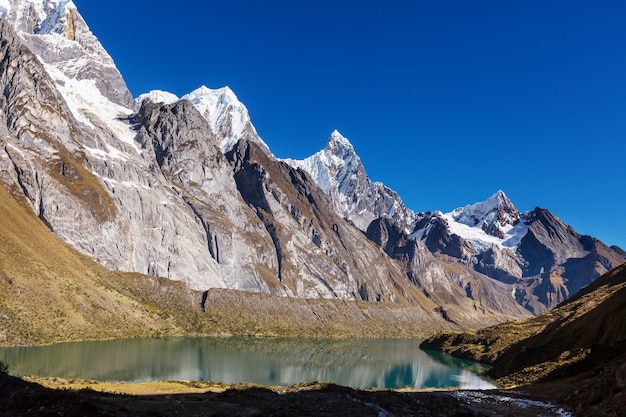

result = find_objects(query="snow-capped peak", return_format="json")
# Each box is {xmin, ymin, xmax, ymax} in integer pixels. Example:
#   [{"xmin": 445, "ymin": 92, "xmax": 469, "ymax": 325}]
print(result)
[
  {"xmin": 136, "ymin": 90, "xmax": 180, "ymax": 106},
  {"xmin": 180, "ymin": 85, "xmax": 268, "ymax": 153},
  {"xmin": 326, "ymin": 129, "xmax": 354, "ymax": 152},
  {"xmin": 450, "ymin": 190, "xmax": 520, "ymax": 232},
  {"xmin": 184, "ymin": 85, "xmax": 237, "ymax": 104},
  {"xmin": 285, "ymin": 131, "xmax": 416, "ymax": 232},
  {"xmin": 1, "ymin": 0, "xmax": 77, "ymax": 36},
  {"xmin": 422, "ymin": 190, "xmax": 528, "ymax": 253},
  {"xmin": 182, "ymin": 85, "xmax": 245, "ymax": 131},
  {"xmin": 288, "ymin": 130, "xmax": 360, "ymax": 195},
  {"xmin": 321, "ymin": 129, "xmax": 357, "ymax": 164}
]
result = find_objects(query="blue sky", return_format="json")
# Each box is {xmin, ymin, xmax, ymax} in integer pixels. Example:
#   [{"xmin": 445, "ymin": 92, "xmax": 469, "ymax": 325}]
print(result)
[{"xmin": 75, "ymin": 1, "xmax": 626, "ymax": 249}]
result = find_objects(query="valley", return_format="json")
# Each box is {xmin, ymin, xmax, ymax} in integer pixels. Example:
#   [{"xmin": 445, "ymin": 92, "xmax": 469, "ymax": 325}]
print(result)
[{"xmin": 0, "ymin": 2, "xmax": 624, "ymax": 416}]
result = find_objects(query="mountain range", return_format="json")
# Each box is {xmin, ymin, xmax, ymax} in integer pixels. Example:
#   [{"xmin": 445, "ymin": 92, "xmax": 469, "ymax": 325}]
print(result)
[
  {"xmin": 287, "ymin": 130, "xmax": 624, "ymax": 314},
  {"xmin": 0, "ymin": 0, "xmax": 624, "ymax": 339}
]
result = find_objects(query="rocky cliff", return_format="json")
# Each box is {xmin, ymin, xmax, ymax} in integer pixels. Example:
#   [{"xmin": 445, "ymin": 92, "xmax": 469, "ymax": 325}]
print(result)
[{"xmin": 286, "ymin": 130, "xmax": 416, "ymax": 232}]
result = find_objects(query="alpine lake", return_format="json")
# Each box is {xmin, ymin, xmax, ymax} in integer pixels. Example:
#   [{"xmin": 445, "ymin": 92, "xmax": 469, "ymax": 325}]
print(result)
[{"xmin": 0, "ymin": 337, "xmax": 496, "ymax": 390}]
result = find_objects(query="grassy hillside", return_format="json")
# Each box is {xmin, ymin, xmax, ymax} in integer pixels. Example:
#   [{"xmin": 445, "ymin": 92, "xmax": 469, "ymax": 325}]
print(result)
[
  {"xmin": 0, "ymin": 183, "xmax": 193, "ymax": 345},
  {"xmin": 421, "ymin": 262, "xmax": 626, "ymax": 415}
]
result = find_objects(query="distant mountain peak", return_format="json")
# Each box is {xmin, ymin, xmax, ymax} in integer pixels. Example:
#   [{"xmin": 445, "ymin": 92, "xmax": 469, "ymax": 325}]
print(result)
[
  {"xmin": 327, "ymin": 129, "xmax": 351, "ymax": 146},
  {"xmin": 285, "ymin": 131, "xmax": 416, "ymax": 232},
  {"xmin": 180, "ymin": 85, "xmax": 270, "ymax": 154},
  {"xmin": 136, "ymin": 90, "xmax": 179, "ymax": 106},
  {"xmin": 1, "ymin": 0, "xmax": 77, "ymax": 36},
  {"xmin": 450, "ymin": 190, "xmax": 521, "ymax": 236},
  {"xmin": 324, "ymin": 130, "xmax": 356, "ymax": 159},
  {"xmin": 184, "ymin": 85, "xmax": 237, "ymax": 103},
  {"xmin": 410, "ymin": 190, "xmax": 529, "ymax": 257}
]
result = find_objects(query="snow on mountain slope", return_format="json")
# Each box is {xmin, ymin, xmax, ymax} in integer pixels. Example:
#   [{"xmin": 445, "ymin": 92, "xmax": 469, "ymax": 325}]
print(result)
[
  {"xmin": 290, "ymin": 130, "xmax": 359, "ymax": 195},
  {"xmin": 450, "ymin": 190, "xmax": 522, "ymax": 238},
  {"xmin": 286, "ymin": 130, "xmax": 416, "ymax": 232},
  {"xmin": 2, "ymin": 0, "xmax": 133, "ymax": 109},
  {"xmin": 137, "ymin": 86, "xmax": 272, "ymax": 156},
  {"xmin": 0, "ymin": 0, "xmax": 75, "ymax": 34},
  {"xmin": 183, "ymin": 86, "xmax": 254, "ymax": 153},
  {"xmin": 444, "ymin": 190, "xmax": 528, "ymax": 252},
  {"xmin": 1, "ymin": 0, "xmax": 137, "ymax": 159},
  {"xmin": 413, "ymin": 191, "xmax": 529, "ymax": 254},
  {"xmin": 137, "ymin": 90, "xmax": 180, "ymax": 106}
]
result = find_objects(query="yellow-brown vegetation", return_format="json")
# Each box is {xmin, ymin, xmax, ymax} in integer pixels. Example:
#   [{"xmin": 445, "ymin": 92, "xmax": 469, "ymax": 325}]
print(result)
[{"xmin": 0, "ymin": 181, "xmax": 456, "ymax": 347}]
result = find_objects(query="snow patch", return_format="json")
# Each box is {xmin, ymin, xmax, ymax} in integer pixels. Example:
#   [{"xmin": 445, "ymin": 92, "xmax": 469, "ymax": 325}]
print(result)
[
  {"xmin": 84, "ymin": 145, "xmax": 128, "ymax": 162},
  {"xmin": 443, "ymin": 212, "xmax": 529, "ymax": 252},
  {"xmin": 37, "ymin": 0, "xmax": 77, "ymax": 36},
  {"xmin": 42, "ymin": 62, "xmax": 139, "ymax": 153},
  {"xmin": 136, "ymin": 90, "xmax": 179, "ymax": 106},
  {"xmin": 181, "ymin": 85, "xmax": 269, "ymax": 153},
  {"xmin": 0, "ymin": 0, "xmax": 10, "ymax": 17}
]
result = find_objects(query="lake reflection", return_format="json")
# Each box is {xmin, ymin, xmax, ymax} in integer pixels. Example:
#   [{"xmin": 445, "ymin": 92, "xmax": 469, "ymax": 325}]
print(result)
[{"xmin": 0, "ymin": 337, "xmax": 496, "ymax": 389}]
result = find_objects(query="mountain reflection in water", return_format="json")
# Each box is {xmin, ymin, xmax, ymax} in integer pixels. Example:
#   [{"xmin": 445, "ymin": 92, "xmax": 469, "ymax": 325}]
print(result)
[{"xmin": 0, "ymin": 337, "xmax": 496, "ymax": 389}]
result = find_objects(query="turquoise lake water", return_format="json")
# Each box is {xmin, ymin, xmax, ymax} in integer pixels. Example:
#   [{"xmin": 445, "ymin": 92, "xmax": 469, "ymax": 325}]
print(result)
[{"xmin": 0, "ymin": 337, "xmax": 496, "ymax": 389}]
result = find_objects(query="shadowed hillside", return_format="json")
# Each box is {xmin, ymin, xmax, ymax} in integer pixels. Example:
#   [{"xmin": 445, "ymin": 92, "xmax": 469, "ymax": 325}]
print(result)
[{"xmin": 421, "ymin": 262, "xmax": 626, "ymax": 415}]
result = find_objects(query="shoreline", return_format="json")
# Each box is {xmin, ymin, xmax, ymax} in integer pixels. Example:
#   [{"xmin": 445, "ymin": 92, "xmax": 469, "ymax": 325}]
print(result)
[{"xmin": 0, "ymin": 373, "xmax": 572, "ymax": 417}]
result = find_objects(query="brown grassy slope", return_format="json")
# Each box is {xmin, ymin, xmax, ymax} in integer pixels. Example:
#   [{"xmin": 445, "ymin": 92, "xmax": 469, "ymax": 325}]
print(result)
[
  {"xmin": 0, "ymin": 182, "xmax": 463, "ymax": 346},
  {"xmin": 0, "ymin": 183, "xmax": 195, "ymax": 345},
  {"xmin": 421, "ymin": 262, "xmax": 626, "ymax": 384}
]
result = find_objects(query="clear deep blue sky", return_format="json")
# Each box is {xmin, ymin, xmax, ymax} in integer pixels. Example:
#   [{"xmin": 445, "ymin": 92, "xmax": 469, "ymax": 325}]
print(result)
[{"xmin": 75, "ymin": 0, "xmax": 626, "ymax": 249}]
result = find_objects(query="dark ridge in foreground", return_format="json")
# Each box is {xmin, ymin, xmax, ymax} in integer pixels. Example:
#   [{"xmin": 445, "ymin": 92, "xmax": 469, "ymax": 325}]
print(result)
[
  {"xmin": 0, "ymin": 372, "xmax": 572, "ymax": 417},
  {"xmin": 421, "ymin": 262, "xmax": 626, "ymax": 416}
]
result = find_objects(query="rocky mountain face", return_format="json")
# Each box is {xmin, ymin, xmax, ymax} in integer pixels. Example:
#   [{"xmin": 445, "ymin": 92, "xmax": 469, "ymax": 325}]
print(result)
[
  {"xmin": 137, "ymin": 86, "xmax": 271, "ymax": 155},
  {"xmin": 292, "ymin": 133, "xmax": 625, "ymax": 314},
  {"xmin": 365, "ymin": 217, "xmax": 529, "ymax": 319},
  {"xmin": 286, "ymin": 130, "xmax": 416, "ymax": 232},
  {"xmin": 410, "ymin": 196, "xmax": 625, "ymax": 313},
  {"xmin": 0, "ymin": 0, "xmax": 621, "ymax": 332},
  {"xmin": 2, "ymin": 0, "xmax": 132, "ymax": 108}
]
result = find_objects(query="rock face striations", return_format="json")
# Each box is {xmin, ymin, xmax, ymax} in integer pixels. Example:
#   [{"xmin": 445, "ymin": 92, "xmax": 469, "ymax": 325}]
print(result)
[{"xmin": 0, "ymin": 0, "xmax": 622, "ymax": 332}]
